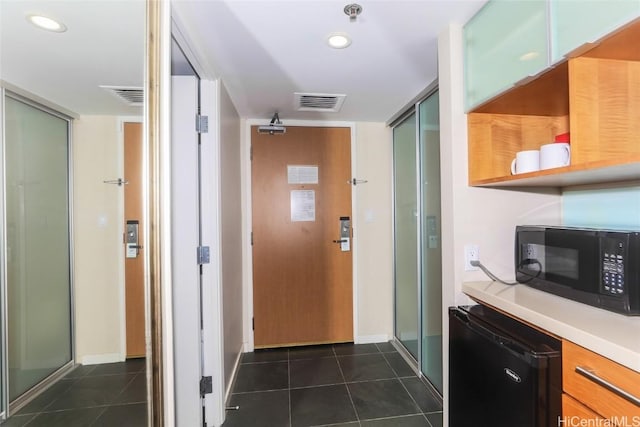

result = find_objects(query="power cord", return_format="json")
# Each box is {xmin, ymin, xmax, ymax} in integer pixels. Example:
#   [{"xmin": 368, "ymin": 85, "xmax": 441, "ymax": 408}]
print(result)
[{"xmin": 470, "ymin": 259, "xmax": 542, "ymax": 286}]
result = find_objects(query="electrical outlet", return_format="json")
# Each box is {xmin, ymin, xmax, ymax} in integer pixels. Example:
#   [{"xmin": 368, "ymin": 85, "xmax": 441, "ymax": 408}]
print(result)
[
  {"xmin": 523, "ymin": 243, "xmax": 537, "ymax": 259},
  {"xmin": 464, "ymin": 244, "xmax": 480, "ymax": 271}
]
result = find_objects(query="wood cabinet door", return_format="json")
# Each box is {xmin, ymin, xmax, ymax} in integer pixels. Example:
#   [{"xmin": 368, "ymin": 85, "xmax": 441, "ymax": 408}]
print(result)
[
  {"xmin": 251, "ymin": 126, "xmax": 353, "ymax": 348},
  {"xmin": 563, "ymin": 340, "xmax": 640, "ymax": 420},
  {"xmin": 562, "ymin": 393, "xmax": 604, "ymax": 421}
]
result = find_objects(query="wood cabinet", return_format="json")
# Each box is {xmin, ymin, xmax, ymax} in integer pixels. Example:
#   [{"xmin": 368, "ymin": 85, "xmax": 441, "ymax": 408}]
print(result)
[
  {"xmin": 562, "ymin": 340, "xmax": 640, "ymax": 423},
  {"xmin": 467, "ymin": 18, "xmax": 640, "ymax": 187},
  {"xmin": 464, "ymin": 0, "xmax": 640, "ymax": 111},
  {"xmin": 464, "ymin": 0, "xmax": 548, "ymax": 110}
]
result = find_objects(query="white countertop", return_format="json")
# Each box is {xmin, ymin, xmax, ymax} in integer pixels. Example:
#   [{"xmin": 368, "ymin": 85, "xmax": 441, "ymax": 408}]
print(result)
[{"xmin": 462, "ymin": 281, "xmax": 640, "ymax": 372}]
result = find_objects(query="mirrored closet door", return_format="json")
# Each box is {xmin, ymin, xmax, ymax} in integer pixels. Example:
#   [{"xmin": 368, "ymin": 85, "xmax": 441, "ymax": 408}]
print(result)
[{"xmin": 2, "ymin": 91, "xmax": 73, "ymax": 414}]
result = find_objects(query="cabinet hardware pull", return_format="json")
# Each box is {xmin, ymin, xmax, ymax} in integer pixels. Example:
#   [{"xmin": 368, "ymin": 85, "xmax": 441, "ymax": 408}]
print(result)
[{"xmin": 575, "ymin": 366, "xmax": 640, "ymax": 407}]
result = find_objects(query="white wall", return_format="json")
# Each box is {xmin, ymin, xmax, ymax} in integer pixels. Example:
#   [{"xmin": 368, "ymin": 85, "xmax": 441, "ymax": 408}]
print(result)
[
  {"xmin": 218, "ymin": 81, "xmax": 244, "ymax": 391},
  {"xmin": 73, "ymin": 115, "xmax": 124, "ymax": 364},
  {"xmin": 438, "ymin": 24, "xmax": 562, "ymax": 425},
  {"xmin": 354, "ymin": 122, "xmax": 394, "ymax": 342}
]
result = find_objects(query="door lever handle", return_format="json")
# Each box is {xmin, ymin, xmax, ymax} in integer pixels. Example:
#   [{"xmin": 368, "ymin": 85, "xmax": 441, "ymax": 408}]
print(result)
[{"xmin": 332, "ymin": 239, "xmax": 347, "ymax": 244}]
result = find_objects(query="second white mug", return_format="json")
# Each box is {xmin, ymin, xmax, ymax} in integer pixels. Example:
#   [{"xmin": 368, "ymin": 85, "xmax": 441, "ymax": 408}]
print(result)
[
  {"xmin": 540, "ymin": 142, "xmax": 571, "ymax": 170},
  {"xmin": 511, "ymin": 150, "xmax": 540, "ymax": 175}
]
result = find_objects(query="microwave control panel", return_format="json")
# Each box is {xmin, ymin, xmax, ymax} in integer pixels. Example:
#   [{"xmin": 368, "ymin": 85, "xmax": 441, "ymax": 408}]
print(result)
[{"xmin": 602, "ymin": 238, "xmax": 625, "ymax": 296}]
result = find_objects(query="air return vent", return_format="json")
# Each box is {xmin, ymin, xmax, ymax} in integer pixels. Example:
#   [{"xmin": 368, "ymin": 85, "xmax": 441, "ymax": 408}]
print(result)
[
  {"xmin": 100, "ymin": 85, "xmax": 144, "ymax": 106},
  {"xmin": 294, "ymin": 92, "xmax": 346, "ymax": 112}
]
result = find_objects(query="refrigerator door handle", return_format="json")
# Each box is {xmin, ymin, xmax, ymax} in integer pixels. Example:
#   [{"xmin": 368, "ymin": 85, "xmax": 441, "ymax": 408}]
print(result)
[{"xmin": 468, "ymin": 319, "xmax": 527, "ymax": 355}]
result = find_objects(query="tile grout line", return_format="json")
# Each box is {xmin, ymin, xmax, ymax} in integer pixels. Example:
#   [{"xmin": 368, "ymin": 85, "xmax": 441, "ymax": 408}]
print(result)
[
  {"xmin": 379, "ymin": 350, "xmax": 400, "ymax": 378},
  {"xmin": 379, "ymin": 347, "xmax": 426, "ymax": 418},
  {"xmin": 397, "ymin": 376, "xmax": 430, "ymax": 425},
  {"xmin": 332, "ymin": 345, "xmax": 361, "ymax": 427},
  {"xmin": 20, "ymin": 376, "xmax": 79, "ymax": 417},
  {"xmin": 379, "ymin": 346, "xmax": 439, "ymax": 426},
  {"xmin": 88, "ymin": 406, "xmax": 111, "ymax": 427},
  {"xmin": 111, "ymin": 372, "xmax": 141, "ymax": 403}
]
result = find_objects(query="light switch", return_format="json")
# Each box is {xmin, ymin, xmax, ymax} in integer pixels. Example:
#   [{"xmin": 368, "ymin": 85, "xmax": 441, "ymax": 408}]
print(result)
[{"xmin": 365, "ymin": 209, "xmax": 375, "ymax": 223}]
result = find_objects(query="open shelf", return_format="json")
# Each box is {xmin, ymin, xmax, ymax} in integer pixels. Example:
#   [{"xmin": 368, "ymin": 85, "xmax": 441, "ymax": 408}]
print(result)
[
  {"xmin": 467, "ymin": 18, "xmax": 640, "ymax": 188},
  {"xmin": 472, "ymin": 155, "xmax": 640, "ymax": 188}
]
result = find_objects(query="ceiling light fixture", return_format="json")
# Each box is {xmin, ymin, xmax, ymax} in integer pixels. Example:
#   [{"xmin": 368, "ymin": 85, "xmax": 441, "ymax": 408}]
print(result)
[
  {"xmin": 327, "ymin": 33, "xmax": 352, "ymax": 49},
  {"xmin": 344, "ymin": 3, "xmax": 363, "ymax": 21},
  {"xmin": 27, "ymin": 14, "xmax": 67, "ymax": 32},
  {"xmin": 257, "ymin": 112, "xmax": 286, "ymax": 135}
]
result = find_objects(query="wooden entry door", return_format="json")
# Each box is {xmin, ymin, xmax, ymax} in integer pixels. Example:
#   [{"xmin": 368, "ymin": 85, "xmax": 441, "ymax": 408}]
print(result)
[
  {"xmin": 124, "ymin": 122, "xmax": 145, "ymax": 358},
  {"xmin": 252, "ymin": 126, "xmax": 353, "ymax": 348}
]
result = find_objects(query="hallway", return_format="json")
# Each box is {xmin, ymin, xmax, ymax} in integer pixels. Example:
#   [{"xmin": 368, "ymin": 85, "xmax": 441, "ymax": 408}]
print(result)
[{"xmin": 223, "ymin": 342, "xmax": 442, "ymax": 427}]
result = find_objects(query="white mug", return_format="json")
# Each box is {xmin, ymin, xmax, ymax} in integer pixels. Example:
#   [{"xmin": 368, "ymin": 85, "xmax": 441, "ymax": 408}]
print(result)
[
  {"xmin": 540, "ymin": 143, "xmax": 571, "ymax": 170},
  {"xmin": 511, "ymin": 150, "xmax": 540, "ymax": 175}
]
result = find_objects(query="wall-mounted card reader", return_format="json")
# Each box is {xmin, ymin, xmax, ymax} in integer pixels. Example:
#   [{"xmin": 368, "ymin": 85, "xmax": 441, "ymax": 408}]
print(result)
[
  {"xmin": 336, "ymin": 216, "xmax": 351, "ymax": 252},
  {"xmin": 126, "ymin": 220, "xmax": 141, "ymax": 258}
]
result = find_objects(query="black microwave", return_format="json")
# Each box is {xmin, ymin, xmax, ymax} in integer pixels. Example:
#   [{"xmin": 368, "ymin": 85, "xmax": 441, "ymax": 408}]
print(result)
[{"xmin": 515, "ymin": 226, "xmax": 640, "ymax": 315}]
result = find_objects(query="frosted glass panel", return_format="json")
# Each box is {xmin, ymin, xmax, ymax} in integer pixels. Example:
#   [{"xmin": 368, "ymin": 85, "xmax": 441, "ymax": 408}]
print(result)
[
  {"xmin": 419, "ymin": 92, "xmax": 442, "ymax": 393},
  {"xmin": 4, "ymin": 96, "xmax": 72, "ymax": 401},
  {"xmin": 551, "ymin": 0, "xmax": 640, "ymax": 62},
  {"xmin": 393, "ymin": 113, "xmax": 419, "ymax": 359},
  {"xmin": 465, "ymin": 0, "xmax": 548, "ymax": 109}
]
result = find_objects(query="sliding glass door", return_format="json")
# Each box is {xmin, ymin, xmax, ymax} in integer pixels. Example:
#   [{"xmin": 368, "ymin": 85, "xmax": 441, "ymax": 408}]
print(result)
[
  {"xmin": 392, "ymin": 88, "xmax": 442, "ymax": 394},
  {"xmin": 393, "ymin": 113, "xmax": 419, "ymax": 359},
  {"xmin": 419, "ymin": 92, "xmax": 442, "ymax": 393},
  {"xmin": 3, "ymin": 93, "xmax": 73, "ymax": 407}
]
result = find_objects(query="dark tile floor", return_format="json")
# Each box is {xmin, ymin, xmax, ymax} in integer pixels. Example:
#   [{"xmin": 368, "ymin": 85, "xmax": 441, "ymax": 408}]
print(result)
[
  {"xmin": 2, "ymin": 359, "xmax": 147, "ymax": 427},
  {"xmin": 223, "ymin": 342, "xmax": 443, "ymax": 427}
]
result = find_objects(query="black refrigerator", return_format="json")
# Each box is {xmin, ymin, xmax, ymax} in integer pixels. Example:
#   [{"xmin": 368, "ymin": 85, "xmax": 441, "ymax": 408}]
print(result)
[{"xmin": 449, "ymin": 305, "xmax": 562, "ymax": 427}]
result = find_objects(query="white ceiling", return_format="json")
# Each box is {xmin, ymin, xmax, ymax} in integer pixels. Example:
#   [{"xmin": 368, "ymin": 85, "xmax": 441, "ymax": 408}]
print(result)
[
  {"xmin": 174, "ymin": 0, "xmax": 487, "ymax": 122},
  {"xmin": 1, "ymin": 0, "xmax": 487, "ymax": 121},
  {"xmin": 1, "ymin": 0, "xmax": 145, "ymax": 116}
]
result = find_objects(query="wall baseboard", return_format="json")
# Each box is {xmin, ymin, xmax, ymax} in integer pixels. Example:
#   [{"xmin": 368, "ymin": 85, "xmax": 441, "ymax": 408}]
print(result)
[
  {"xmin": 225, "ymin": 344, "xmax": 244, "ymax": 404},
  {"xmin": 81, "ymin": 353, "xmax": 125, "ymax": 365},
  {"xmin": 243, "ymin": 341, "xmax": 254, "ymax": 353},
  {"xmin": 355, "ymin": 334, "xmax": 390, "ymax": 344}
]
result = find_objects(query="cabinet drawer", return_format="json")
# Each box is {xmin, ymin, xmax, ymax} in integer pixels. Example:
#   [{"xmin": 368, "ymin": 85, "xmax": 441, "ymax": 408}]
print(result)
[
  {"xmin": 562, "ymin": 393, "xmax": 603, "ymax": 421},
  {"xmin": 563, "ymin": 340, "xmax": 640, "ymax": 419}
]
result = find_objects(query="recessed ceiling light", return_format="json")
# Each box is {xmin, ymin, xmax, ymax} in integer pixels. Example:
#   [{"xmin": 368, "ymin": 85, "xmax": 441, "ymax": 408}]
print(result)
[
  {"xmin": 27, "ymin": 14, "xmax": 67, "ymax": 32},
  {"xmin": 327, "ymin": 33, "xmax": 351, "ymax": 49}
]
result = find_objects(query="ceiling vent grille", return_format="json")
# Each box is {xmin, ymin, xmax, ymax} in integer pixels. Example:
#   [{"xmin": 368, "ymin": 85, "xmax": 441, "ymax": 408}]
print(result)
[
  {"xmin": 100, "ymin": 85, "xmax": 144, "ymax": 106},
  {"xmin": 294, "ymin": 92, "xmax": 346, "ymax": 112}
]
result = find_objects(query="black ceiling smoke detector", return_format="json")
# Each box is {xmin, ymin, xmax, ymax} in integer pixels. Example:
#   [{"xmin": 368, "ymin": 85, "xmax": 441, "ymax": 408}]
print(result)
[
  {"xmin": 344, "ymin": 3, "xmax": 362, "ymax": 21},
  {"xmin": 257, "ymin": 112, "xmax": 286, "ymax": 135}
]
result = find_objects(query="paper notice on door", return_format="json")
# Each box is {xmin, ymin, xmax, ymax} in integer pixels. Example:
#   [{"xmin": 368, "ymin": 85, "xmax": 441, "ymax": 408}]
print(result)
[
  {"xmin": 291, "ymin": 190, "xmax": 315, "ymax": 222},
  {"xmin": 288, "ymin": 165, "xmax": 319, "ymax": 184}
]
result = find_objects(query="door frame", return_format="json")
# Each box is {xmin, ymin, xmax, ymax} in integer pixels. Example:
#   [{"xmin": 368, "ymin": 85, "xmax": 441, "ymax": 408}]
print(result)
[
  {"xmin": 242, "ymin": 119, "xmax": 358, "ymax": 352},
  {"xmin": 117, "ymin": 116, "xmax": 143, "ymax": 361}
]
